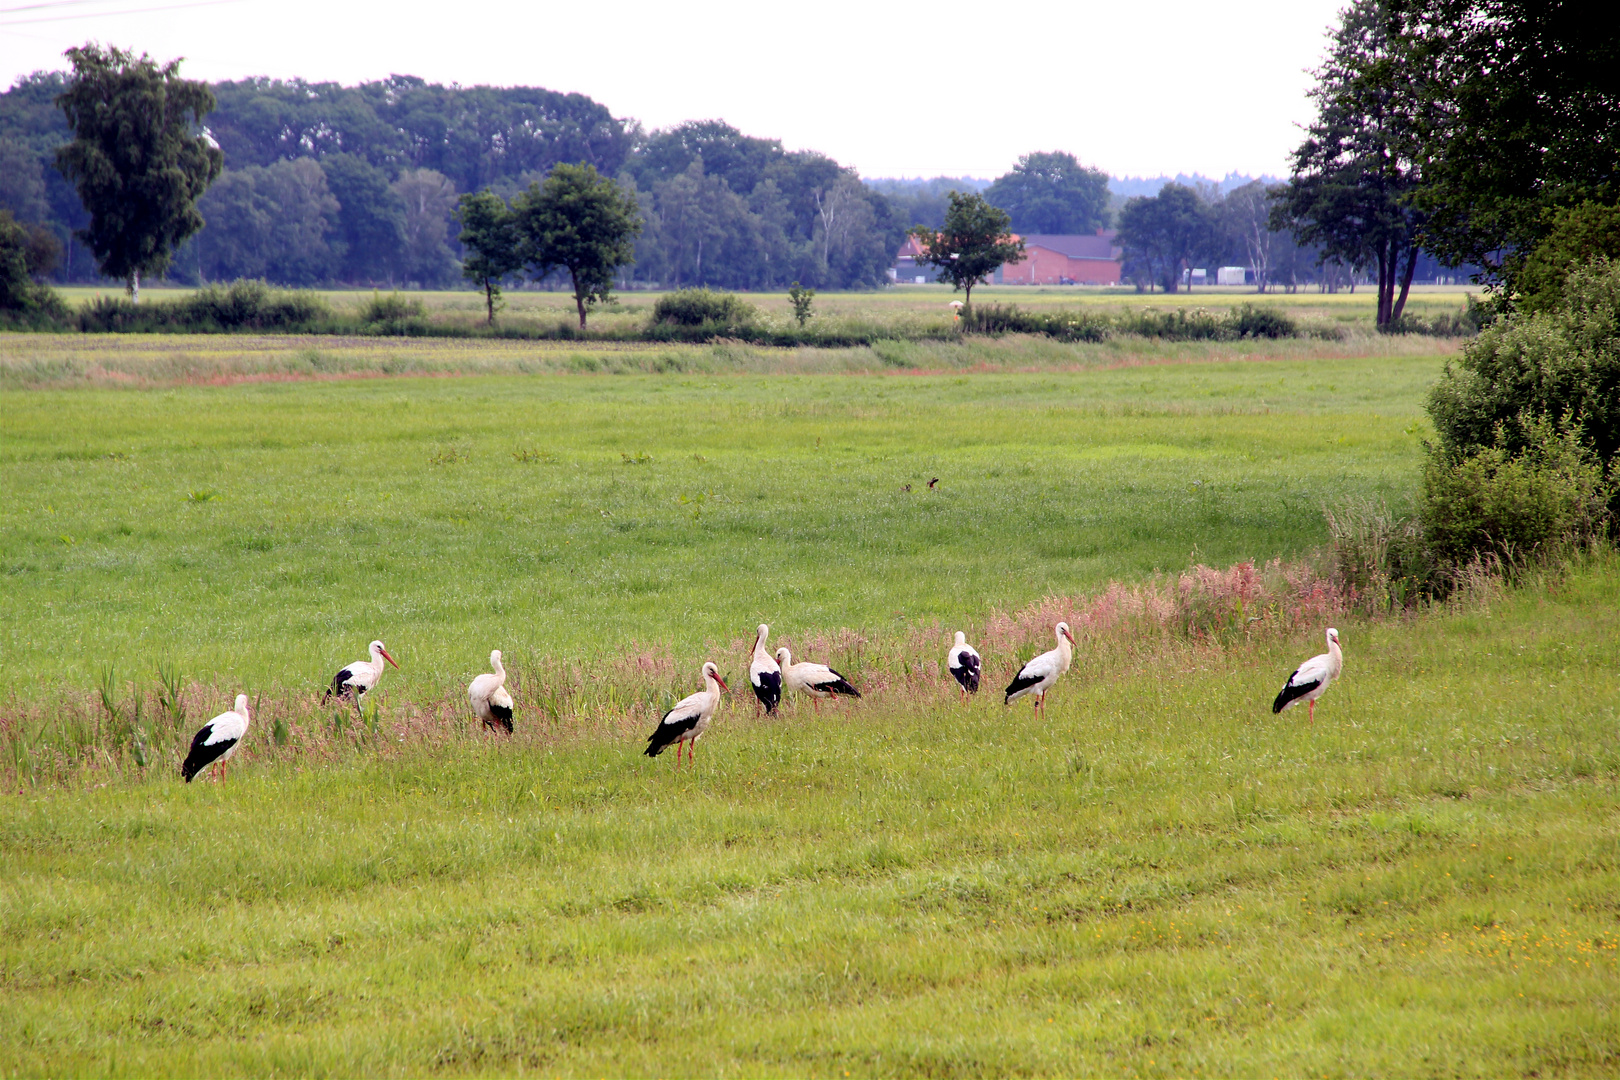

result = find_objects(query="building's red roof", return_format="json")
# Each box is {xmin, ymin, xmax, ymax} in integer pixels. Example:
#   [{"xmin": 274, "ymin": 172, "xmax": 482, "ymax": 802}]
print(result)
[{"xmin": 1019, "ymin": 231, "xmax": 1121, "ymax": 261}]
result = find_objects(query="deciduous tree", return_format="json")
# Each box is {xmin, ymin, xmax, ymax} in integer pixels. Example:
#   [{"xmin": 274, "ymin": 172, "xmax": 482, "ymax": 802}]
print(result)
[
  {"xmin": 1398, "ymin": 0, "xmax": 1620, "ymax": 289},
  {"xmin": 1272, "ymin": 0, "xmax": 1425, "ymax": 325},
  {"xmin": 1117, "ymin": 184, "xmax": 1218, "ymax": 293},
  {"xmin": 53, "ymin": 44, "xmax": 222, "ymax": 301},
  {"xmin": 907, "ymin": 191, "xmax": 1022, "ymax": 308},
  {"xmin": 455, "ymin": 189, "xmax": 521, "ymax": 324},
  {"xmin": 984, "ymin": 151, "xmax": 1109, "ymax": 235},
  {"xmin": 514, "ymin": 163, "xmax": 642, "ymax": 329}
]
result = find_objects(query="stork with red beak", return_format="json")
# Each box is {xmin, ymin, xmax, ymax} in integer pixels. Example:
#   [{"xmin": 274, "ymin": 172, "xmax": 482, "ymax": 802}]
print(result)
[
  {"xmin": 322, "ymin": 639, "xmax": 398, "ymax": 713},
  {"xmin": 947, "ymin": 631, "xmax": 982, "ymax": 699},
  {"xmin": 645, "ymin": 661, "xmax": 727, "ymax": 765},
  {"xmin": 1004, "ymin": 622, "xmax": 1075, "ymax": 715}
]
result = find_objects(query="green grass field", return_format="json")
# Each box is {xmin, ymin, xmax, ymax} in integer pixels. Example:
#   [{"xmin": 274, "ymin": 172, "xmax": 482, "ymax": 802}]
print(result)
[
  {"xmin": 47, "ymin": 282, "xmax": 1479, "ymax": 339},
  {"xmin": 4, "ymin": 331, "xmax": 1617, "ymax": 1076},
  {"xmin": 3, "ymin": 564, "xmax": 1618, "ymax": 1076},
  {"xmin": 2, "ymin": 347, "xmax": 1444, "ymax": 701}
]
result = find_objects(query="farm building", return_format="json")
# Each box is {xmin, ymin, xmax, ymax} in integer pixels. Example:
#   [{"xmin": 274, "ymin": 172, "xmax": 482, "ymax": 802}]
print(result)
[
  {"xmin": 890, "ymin": 230, "xmax": 1124, "ymax": 286},
  {"xmin": 993, "ymin": 231, "xmax": 1123, "ymax": 286},
  {"xmin": 889, "ymin": 235, "xmax": 931, "ymax": 284}
]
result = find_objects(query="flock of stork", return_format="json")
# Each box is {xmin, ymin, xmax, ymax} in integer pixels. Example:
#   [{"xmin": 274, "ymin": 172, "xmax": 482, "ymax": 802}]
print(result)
[{"xmin": 178, "ymin": 620, "xmax": 1347, "ymax": 782}]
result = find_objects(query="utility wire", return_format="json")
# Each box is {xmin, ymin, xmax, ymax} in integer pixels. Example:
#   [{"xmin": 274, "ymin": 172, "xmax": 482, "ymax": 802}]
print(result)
[{"xmin": 1, "ymin": 0, "xmax": 244, "ymax": 23}]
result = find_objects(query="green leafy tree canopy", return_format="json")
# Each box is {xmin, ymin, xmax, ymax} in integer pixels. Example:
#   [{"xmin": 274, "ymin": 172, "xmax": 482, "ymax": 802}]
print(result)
[
  {"xmin": 54, "ymin": 44, "xmax": 222, "ymax": 300},
  {"xmin": 984, "ymin": 151, "xmax": 1109, "ymax": 235},
  {"xmin": 514, "ymin": 163, "xmax": 643, "ymax": 329},
  {"xmin": 455, "ymin": 189, "xmax": 521, "ymax": 324},
  {"xmin": 907, "ymin": 191, "xmax": 1022, "ymax": 307}
]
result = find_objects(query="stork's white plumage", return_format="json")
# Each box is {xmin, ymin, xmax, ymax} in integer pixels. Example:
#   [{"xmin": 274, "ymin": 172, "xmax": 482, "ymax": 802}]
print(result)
[
  {"xmin": 1004, "ymin": 622, "xmax": 1075, "ymax": 714},
  {"xmin": 469, "ymin": 649, "xmax": 515, "ymax": 734},
  {"xmin": 748, "ymin": 624, "xmax": 782, "ymax": 714},
  {"xmin": 775, "ymin": 647, "xmax": 861, "ymax": 704},
  {"xmin": 323, "ymin": 639, "xmax": 398, "ymax": 712},
  {"xmin": 181, "ymin": 694, "xmax": 250, "ymax": 783},
  {"xmin": 1273, "ymin": 628, "xmax": 1343, "ymax": 723},
  {"xmin": 645, "ymin": 661, "xmax": 727, "ymax": 764},
  {"xmin": 947, "ymin": 631, "xmax": 982, "ymax": 697}
]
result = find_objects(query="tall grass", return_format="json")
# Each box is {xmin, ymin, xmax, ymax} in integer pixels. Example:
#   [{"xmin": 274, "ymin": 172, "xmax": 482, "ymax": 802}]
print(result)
[{"xmin": 2, "ymin": 555, "xmax": 1616, "ymax": 1075}]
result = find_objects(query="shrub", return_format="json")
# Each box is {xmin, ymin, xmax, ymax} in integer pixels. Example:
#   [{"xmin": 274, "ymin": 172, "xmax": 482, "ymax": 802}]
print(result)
[
  {"xmin": 1324, "ymin": 499, "xmax": 1439, "ymax": 610},
  {"xmin": 360, "ymin": 291, "xmax": 426, "ymax": 324},
  {"xmin": 650, "ymin": 289, "xmax": 755, "ymax": 328},
  {"xmin": 962, "ymin": 303, "xmax": 1109, "ymax": 342},
  {"xmin": 1227, "ymin": 303, "xmax": 1298, "ymax": 339},
  {"xmin": 77, "ymin": 280, "xmax": 331, "ymax": 332},
  {"xmin": 1515, "ymin": 202, "xmax": 1620, "ymax": 315},
  {"xmin": 0, "ymin": 211, "xmax": 70, "ymax": 328},
  {"xmin": 1419, "ymin": 416, "xmax": 1612, "ymax": 568},
  {"xmin": 183, "ymin": 280, "xmax": 330, "ymax": 329},
  {"xmin": 1427, "ymin": 257, "xmax": 1620, "ymax": 468}
]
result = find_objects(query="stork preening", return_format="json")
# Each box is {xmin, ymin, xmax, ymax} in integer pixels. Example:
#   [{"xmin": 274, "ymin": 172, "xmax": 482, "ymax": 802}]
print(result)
[
  {"xmin": 748, "ymin": 624, "xmax": 782, "ymax": 714},
  {"xmin": 181, "ymin": 694, "xmax": 250, "ymax": 783},
  {"xmin": 1004, "ymin": 622, "xmax": 1075, "ymax": 714},
  {"xmin": 468, "ymin": 649, "xmax": 515, "ymax": 734},
  {"xmin": 1272, "ymin": 627, "xmax": 1343, "ymax": 723},
  {"xmin": 947, "ymin": 631, "xmax": 982, "ymax": 698},
  {"xmin": 645, "ymin": 661, "xmax": 727, "ymax": 765},
  {"xmin": 775, "ymin": 647, "xmax": 861, "ymax": 706},
  {"xmin": 322, "ymin": 639, "xmax": 398, "ymax": 713}
]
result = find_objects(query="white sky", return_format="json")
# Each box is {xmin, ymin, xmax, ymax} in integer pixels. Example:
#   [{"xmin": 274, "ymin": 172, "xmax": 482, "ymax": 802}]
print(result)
[{"xmin": 0, "ymin": 0, "xmax": 1341, "ymax": 179}]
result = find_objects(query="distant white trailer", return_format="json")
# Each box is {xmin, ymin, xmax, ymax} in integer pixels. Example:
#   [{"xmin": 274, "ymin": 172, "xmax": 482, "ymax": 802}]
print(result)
[{"xmin": 1217, "ymin": 266, "xmax": 1248, "ymax": 286}]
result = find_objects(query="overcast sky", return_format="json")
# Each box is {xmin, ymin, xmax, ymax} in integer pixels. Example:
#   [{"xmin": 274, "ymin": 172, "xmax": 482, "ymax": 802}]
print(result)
[{"xmin": 0, "ymin": 0, "xmax": 1342, "ymax": 179}]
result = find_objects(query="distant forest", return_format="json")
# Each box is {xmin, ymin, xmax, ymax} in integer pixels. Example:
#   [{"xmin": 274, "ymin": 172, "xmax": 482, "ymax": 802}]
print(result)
[{"xmin": 0, "ymin": 69, "xmax": 1443, "ymax": 291}]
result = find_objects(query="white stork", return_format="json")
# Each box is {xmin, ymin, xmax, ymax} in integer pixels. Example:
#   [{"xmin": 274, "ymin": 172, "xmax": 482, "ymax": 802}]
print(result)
[
  {"xmin": 748, "ymin": 624, "xmax": 782, "ymax": 714},
  {"xmin": 775, "ymin": 647, "xmax": 861, "ymax": 706},
  {"xmin": 181, "ymin": 694, "xmax": 250, "ymax": 783},
  {"xmin": 469, "ymin": 649, "xmax": 515, "ymax": 734},
  {"xmin": 322, "ymin": 639, "xmax": 398, "ymax": 713},
  {"xmin": 645, "ymin": 661, "xmax": 727, "ymax": 765},
  {"xmin": 1272, "ymin": 627, "xmax": 1343, "ymax": 723},
  {"xmin": 948, "ymin": 631, "xmax": 982, "ymax": 698},
  {"xmin": 1004, "ymin": 621, "xmax": 1075, "ymax": 714}
]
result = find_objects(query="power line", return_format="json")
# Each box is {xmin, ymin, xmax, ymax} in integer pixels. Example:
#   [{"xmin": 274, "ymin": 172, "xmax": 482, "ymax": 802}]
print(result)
[{"xmin": 0, "ymin": 0, "xmax": 245, "ymax": 23}]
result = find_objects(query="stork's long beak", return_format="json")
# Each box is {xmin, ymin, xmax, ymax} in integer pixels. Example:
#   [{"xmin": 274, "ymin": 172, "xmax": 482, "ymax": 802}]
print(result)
[
  {"xmin": 716, "ymin": 675, "xmax": 729, "ymax": 691},
  {"xmin": 381, "ymin": 648, "xmax": 399, "ymax": 668},
  {"xmin": 1063, "ymin": 628, "xmax": 1075, "ymax": 643}
]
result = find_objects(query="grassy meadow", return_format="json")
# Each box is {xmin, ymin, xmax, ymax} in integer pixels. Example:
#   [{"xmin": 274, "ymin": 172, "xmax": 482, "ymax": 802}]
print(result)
[
  {"xmin": 47, "ymin": 281, "xmax": 1481, "ymax": 340},
  {"xmin": 3, "ymin": 563, "xmax": 1618, "ymax": 1076},
  {"xmin": 4, "ymin": 325, "xmax": 1618, "ymax": 1076}
]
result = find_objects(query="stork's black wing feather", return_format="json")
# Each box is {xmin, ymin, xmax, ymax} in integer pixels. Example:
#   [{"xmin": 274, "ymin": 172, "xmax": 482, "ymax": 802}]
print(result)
[
  {"xmin": 751, "ymin": 669, "xmax": 781, "ymax": 714},
  {"xmin": 484, "ymin": 700, "xmax": 514, "ymax": 734},
  {"xmin": 181, "ymin": 724, "xmax": 236, "ymax": 782},
  {"xmin": 951, "ymin": 654, "xmax": 981, "ymax": 693},
  {"xmin": 1004, "ymin": 671, "xmax": 1044, "ymax": 703},
  {"xmin": 1272, "ymin": 672, "xmax": 1321, "ymax": 714},
  {"xmin": 645, "ymin": 711, "xmax": 700, "ymax": 757},
  {"xmin": 813, "ymin": 670, "xmax": 861, "ymax": 698},
  {"xmin": 322, "ymin": 667, "xmax": 354, "ymax": 703}
]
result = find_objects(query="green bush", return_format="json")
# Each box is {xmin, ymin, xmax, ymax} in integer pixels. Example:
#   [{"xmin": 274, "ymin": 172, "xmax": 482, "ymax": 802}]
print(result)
[
  {"xmin": 1515, "ymin": 202, "xmax": 1620, "ymax": 315},
  {"xmin": 650, "ymin": 289, "xmax": 755, "ymax": 328},
  {"xmin": 77, "ymin": 280, "xmax": 331, "ymax": 332},
  {"xmin": 1420, "ymin": 416, "xmax": 1612, "ymax": 568},
  {"xmin": 0, "ymin": 211, "xmax": 70, "ymax": 328},
  {"xmin": 1324, "ymin": 500, "xmax": 1440, "ymax": 610},
  {"xmin": 359, "ymin": 291, "xmax": 426, "ymax": 324},
  {"xmin": 962, "ymin": 303, "xmax": 1109, "ymax": 342},
  {"xmin": 1427, "ymin": 258, "xmax": 1620, "ymax": 468}
]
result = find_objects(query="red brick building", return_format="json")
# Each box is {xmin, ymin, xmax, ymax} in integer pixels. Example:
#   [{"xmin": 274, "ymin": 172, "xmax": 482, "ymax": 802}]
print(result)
[
  {"xmin": 995, "ymin": 231, "xmax": 1123, "ymax": 285},
  {"xmin": 890, "ymin": 230, "xmax": 1124, "ymax": 286}
]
